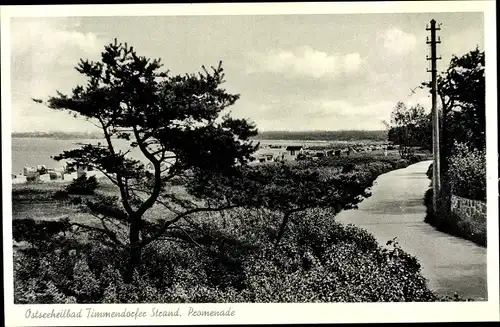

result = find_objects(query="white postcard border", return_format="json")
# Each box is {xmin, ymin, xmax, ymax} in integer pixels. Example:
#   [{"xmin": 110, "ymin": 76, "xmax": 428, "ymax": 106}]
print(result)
[{"xmin": 2, "ymin": 1, "xmax": 498, "ymax": 325}]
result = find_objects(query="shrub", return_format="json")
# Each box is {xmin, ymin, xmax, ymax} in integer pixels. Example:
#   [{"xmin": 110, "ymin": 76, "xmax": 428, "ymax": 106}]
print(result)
[
  {"xmin": 13, "ymin": 157, "xmax": 441, "ymax": 304},
  {"xmin": 12, "ymin": 218, "xmax": 72, "ymax": 248},
  {"xmin": 53, "ymin": 190, "xmax": 70, "ymax": 200},
  {"xmin": 236, "ymin": 210, "xmax": 435, "ymax": 302},
  {"xmin": 447, "ymin": 142, "xmax": 486, "ymax": 201},
  {"xmin": 426, "ymin": 163, "xmax": 433, "ymax": 180},
  {"xmin": 26, "ymin": 174, "xmax": 40, "ymax": 183},
  {"xmin": 423, "ymin": 188, "xmax": 433, "ymax": 221},
  {"xmin": 66, "ymin": 175, "xmax": 99, "ymax": 195},
  {"xmin": 13, "ymin": 206, "xmax": 438, "ymax": 303},
  {"xmin": 407, "ymin": 153, "xmax": 427, "ymax": 164}
]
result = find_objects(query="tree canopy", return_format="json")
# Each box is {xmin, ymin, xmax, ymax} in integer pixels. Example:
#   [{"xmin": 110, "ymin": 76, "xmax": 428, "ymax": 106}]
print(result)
[
  {"xmin": 424, "ymin": 47, "xmax": 485, "ymax": 152},
  {"xmin": 188, "ymin": 162, "xmax": 373, "ymax": 244},
  {"xmin": 34, "ymin": 39, "xmax": 258, "ymax": 280},
  {"xmin": 386, "ymin": 102, "xmax": 431, "ymax": 156}
]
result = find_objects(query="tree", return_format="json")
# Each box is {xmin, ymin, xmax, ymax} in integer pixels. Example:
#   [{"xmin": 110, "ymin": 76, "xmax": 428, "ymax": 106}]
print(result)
[
  {"xmin": 386, "ymin": 102, "xmax": 431, "ymax": 157},
  {"xmin": 34, "ymin": 39, "xmax": 258, "ymax": 281},
  {"xmin": 421, "ymin": 47, "xmax": 485, "ymax": 168},
  {"xmin": 419, "ymin": 47, "xmax": 485, "ymax": 215}
]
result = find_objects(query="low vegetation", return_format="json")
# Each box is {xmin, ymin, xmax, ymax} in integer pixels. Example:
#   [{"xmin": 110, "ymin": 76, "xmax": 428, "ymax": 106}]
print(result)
[
  {"xmin": 13, "ymin": 209, "xmax": 438, "ymax": 303},
  {"xmin": 424, "ymin": 141, "xmax": 486, "ymax": 247},
  {"xmin": 13, "ymin": 153, "xmax": 444, "ymax": 303},
  {"xmin": 446, "ymin": 142, "xmax": 486, "ymax": 202},
  {"xmin": 66, "ymin": 175, "xmax": 100, "ymax": 195},
  {"xmin": 424, "ymin": 143, "xmax": 487, "ymax": 247}
]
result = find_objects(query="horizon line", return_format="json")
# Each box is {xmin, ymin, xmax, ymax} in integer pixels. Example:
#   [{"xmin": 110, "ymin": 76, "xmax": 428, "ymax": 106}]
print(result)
[{"xmin": 12, "ymin": 129, "xmax": 388, "ymax": 134}]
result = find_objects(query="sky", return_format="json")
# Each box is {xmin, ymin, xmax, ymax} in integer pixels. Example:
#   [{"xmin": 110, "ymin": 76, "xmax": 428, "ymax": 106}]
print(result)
[{"xmin": 9, "ymin": 11, "xmax": 484, "ymax": 133}]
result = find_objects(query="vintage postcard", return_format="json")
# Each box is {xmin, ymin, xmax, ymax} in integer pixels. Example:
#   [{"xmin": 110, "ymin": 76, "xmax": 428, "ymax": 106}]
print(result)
[{"xmin": 1, "ymin": 1, "xmax": 498, "ymax": 326}]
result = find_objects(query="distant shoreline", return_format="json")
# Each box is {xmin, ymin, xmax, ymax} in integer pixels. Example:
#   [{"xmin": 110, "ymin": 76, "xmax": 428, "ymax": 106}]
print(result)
[
  {"xmin": 12, "ymin": 132, "xmax": 103, "ymax": 139},
  {"xmin": 13, "ymin": 130, "xmax": 388, "ymax": 142},
  {"xmin": 253, "ymin": 130, "xmax": 387, "ymax": 142}
]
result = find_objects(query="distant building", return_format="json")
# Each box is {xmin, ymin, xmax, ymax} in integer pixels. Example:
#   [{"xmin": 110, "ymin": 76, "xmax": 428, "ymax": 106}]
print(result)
[{"xmin": 286, "ymin": 146, "xmax": 303, "ymax": 156}]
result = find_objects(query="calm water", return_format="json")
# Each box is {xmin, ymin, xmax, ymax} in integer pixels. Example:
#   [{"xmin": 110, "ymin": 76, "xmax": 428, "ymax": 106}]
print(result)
[
  {"xmin": 11, "ymin": 137, "xmax": 354, "ymax": 174},
  {"xmin": 11, "ymin": 138, "xmax": 147, "ymax": 174}
]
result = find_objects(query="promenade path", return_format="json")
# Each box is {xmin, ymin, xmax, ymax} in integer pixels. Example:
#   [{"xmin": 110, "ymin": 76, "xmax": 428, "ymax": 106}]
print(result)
[{"xmin": 335, "ymin": 160, "xmax": 487, "ymax": 300}]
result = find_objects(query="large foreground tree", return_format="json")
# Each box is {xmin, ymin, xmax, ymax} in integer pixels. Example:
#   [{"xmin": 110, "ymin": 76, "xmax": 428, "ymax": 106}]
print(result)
[{"xmin": 34, "ymin": 39, "xmax": 258, "ymax": 281}]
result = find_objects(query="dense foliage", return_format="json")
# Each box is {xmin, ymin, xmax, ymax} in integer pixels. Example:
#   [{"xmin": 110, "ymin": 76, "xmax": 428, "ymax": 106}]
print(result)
[
  {"xmin": 13, "ymin": 154, "xmax": 442, "ymax": 303},
  {"xmin": 13, "ymin": 206, "xmax": 437, "ymax": 303},
  {"xmin": 188, "ymin": 155, "xmax": 423, "ymax": 244},
  {"xmin": 432, "ymin": 47, "xmax": 485, "ymax": 155},
  {"xmin": 418, "ymin": 47, "xmax": 486, "ymax": 180},
  {"xmin": 66, "ymin": 175, "xmax": 99, "ymax": 195},
  {"xmin": 446, "ymin": 142, "xmax": 486, "ymax": 201},
  {"xmin": 34, "ymin": 39, "xmax": 258, "ymax": 279},
  {"xmin": 386, "ymin": 102, "xmax": 432, "ymax": 156}
]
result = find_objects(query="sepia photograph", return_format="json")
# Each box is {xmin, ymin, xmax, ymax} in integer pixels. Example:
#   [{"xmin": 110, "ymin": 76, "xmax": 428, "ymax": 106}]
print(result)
[{"xmin": 2, "ymin": 1, "xmax": 498, "ymax": 325}]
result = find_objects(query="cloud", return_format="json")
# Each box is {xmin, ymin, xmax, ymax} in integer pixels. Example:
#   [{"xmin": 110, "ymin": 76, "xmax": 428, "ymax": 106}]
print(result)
[
  {"xmin": 343, "ymin": 53, "xmax": 362, "ymax": 72},
  {"xmin": 246, "ymin": 46, "xmax": 363, "ymax": 79},
  {"xmin": 239, "ymin": 97, "xmax": 396, "ymax": 131},
  {"xmin": 381, "ymin": 28, "xmax": 417, "ymax": 55},
  {"xmin": 11, "ymin": 19, "xmax": 101, "ymax": 65},
  {"xmin": 10, "ymin": 18, "xmax": 104, "ymax": 133}
]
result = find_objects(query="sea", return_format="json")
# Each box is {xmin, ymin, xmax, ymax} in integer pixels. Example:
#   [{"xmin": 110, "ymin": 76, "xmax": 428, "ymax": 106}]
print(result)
[{"xmin": 10, "ymin": 137, "xmax": 375, "ymax": 175}]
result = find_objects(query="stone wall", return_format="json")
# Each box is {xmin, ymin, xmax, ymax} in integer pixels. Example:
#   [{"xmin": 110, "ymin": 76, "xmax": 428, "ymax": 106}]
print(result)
[{"xmin": 450, "ymin": 194, "xmax": 487, "ymax": 222}]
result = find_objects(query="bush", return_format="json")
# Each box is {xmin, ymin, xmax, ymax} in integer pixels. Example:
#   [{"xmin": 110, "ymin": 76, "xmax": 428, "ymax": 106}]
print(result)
[
  {"xmin": 13, "ymin": 207, "xmax": 438, "ymax": 303},
  {"xmin": 235, "ymin": 209, "xmax": 435, "ymax": 302},
  {"xmin": 426, "ymin": 163, "xmax": 433, "ymax": 180},
  {"xmin": 13, "ymin": 218, "xmax": 72, "ymax": 247},
  {"xmin": 447, "ymin": 142, "xmax": 486, "ymax": 201},
  {"xmin": 407, "ymin": 153, "xmax": 427, "ymax": 164},
  {"xmin": 53, "ymin": 190, "xmax": 70, "ymax": 200},
  {"xmin": 26, "ymin": 174, "xmax": 40, "ymax": 183},
  {"xmin": 66, "ymin": 175, "xmax": 99, "ymax": 195},
  {"xmin": 13, "ymin": 156, "xmax": 442, "ymax": 304}
]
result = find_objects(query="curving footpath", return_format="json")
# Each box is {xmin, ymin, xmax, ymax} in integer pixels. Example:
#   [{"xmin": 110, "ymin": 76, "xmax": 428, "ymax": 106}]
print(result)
[{"xmin": 335, "ymin": 160, "xmax": 487, "ymax": 300}]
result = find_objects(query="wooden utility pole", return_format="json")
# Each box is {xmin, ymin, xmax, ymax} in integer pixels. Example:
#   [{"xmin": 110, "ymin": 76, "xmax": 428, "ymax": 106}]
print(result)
[{"xmin": 426, "ymin": 19, "xmax": 442, "ymax": 213}]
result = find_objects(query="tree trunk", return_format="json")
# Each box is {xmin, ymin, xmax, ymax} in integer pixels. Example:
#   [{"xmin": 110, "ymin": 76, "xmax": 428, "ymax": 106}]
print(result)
[
  {"xmin": 275, "ymin": 212, "xmax": 291, "ymax": 246},
  {"xmin": 125, "ymin": 217, "xmax": 142, "ymax": 283}
]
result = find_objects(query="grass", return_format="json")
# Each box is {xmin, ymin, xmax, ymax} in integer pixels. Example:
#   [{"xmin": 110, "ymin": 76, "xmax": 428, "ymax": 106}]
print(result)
[
  {"xmin": 12, "ymin": 151, "xmax": 431, "ymax": 223},
  {"xmin": 12, "ymin": 177, "xmax": 117, "ymax": 220}
]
